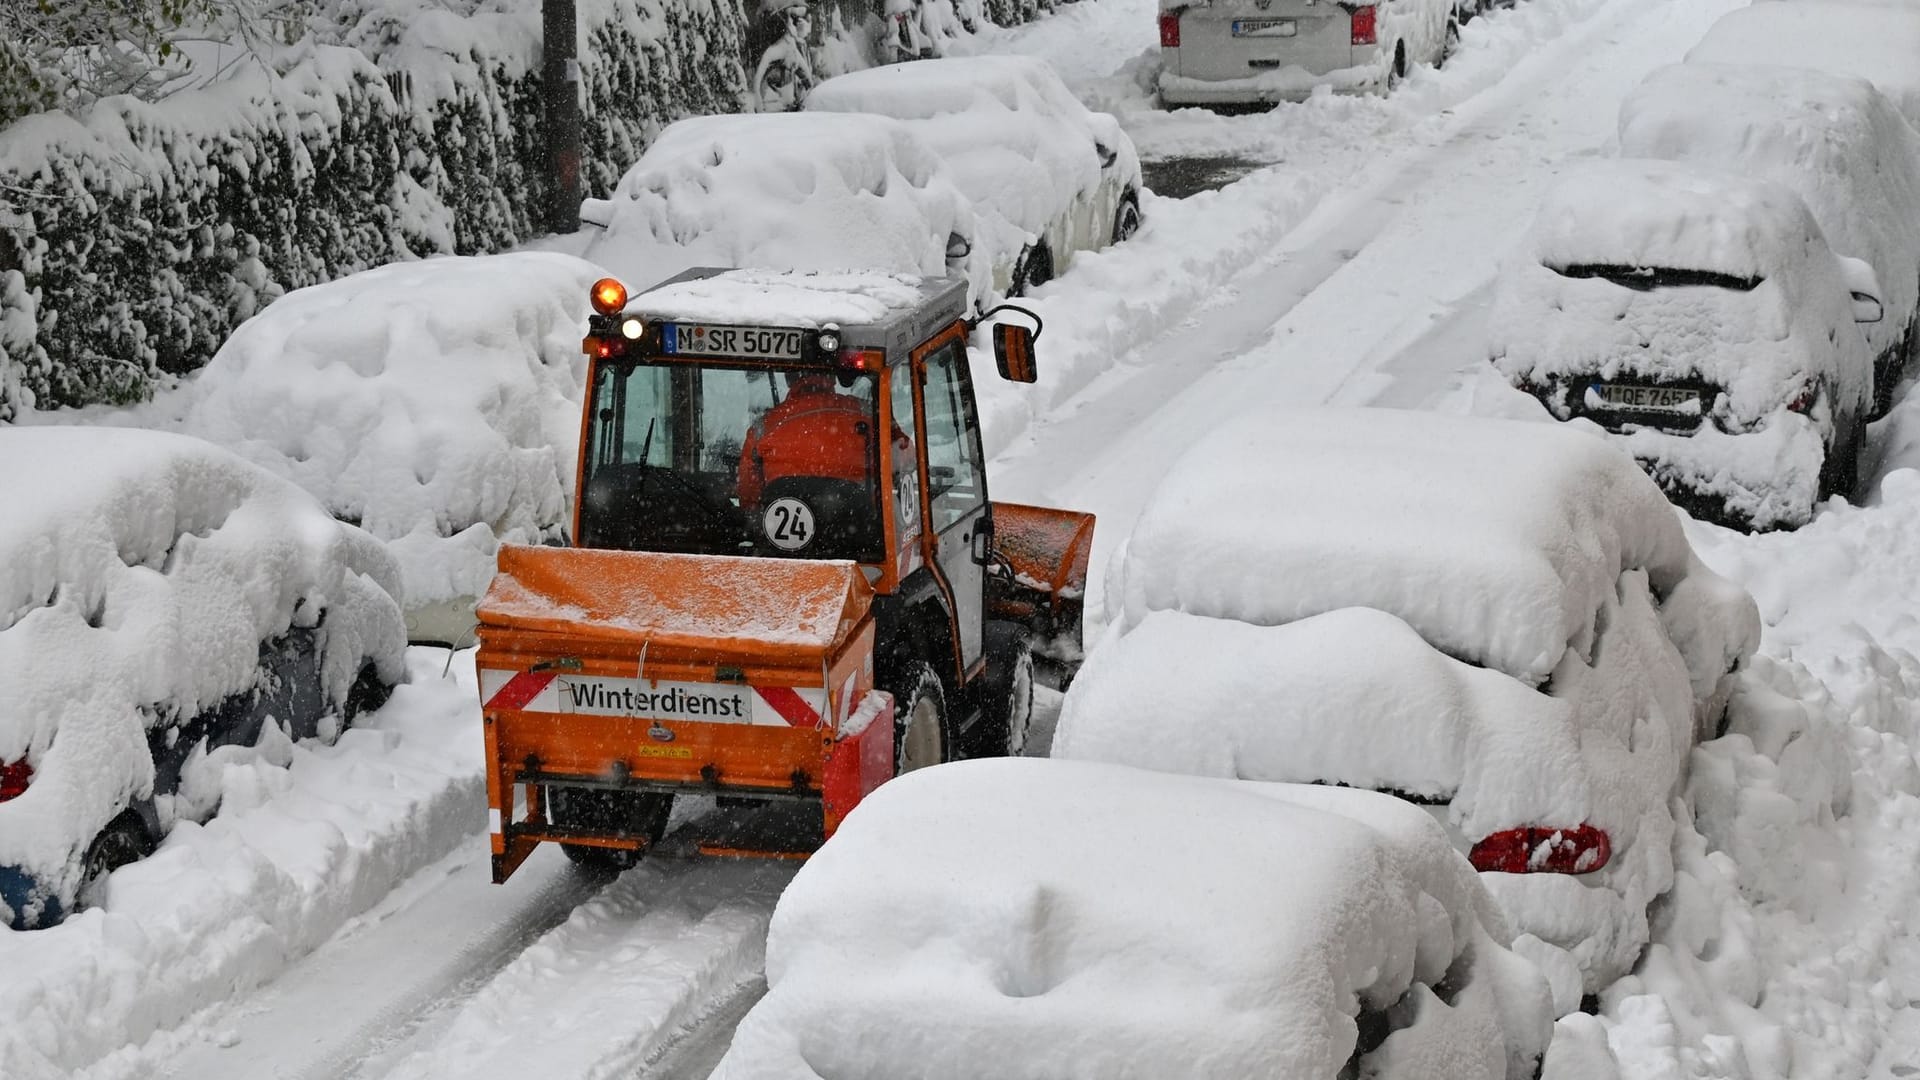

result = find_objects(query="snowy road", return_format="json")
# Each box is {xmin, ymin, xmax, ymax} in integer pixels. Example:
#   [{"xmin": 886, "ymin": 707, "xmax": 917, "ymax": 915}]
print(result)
[{"xmin": 24, "ymin": 0, "xmax": 1920, "ymax": 1077}]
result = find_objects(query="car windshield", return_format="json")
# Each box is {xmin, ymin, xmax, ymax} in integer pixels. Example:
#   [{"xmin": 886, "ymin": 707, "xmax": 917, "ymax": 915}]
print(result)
[
  {"xmin": 1551, "ymin": 264, "xmax": 1763, "ymax": 292},
  {"xmin": 579, "ymin": 360, "xmax": 884, "ymax": 561}
]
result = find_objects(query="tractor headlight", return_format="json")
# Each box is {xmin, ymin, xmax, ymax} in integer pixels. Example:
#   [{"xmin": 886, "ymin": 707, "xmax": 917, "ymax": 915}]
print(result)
[{"xmin": 620, "ymin": 317, "xmax": 646, "ymax": 340}]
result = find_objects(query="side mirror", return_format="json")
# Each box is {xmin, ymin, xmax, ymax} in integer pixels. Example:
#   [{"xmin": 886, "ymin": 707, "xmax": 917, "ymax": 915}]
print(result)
[
  {"xmin": 993, "ymin": 323, "xmax": 1037, "ymax": 383},
  {"xmin": 579, "ymin": 198, "xmax": 614, "ymax": 229},
  {"xmin": 1838, "ymin": 255, "xmax": 1885, "ymax": 324}
]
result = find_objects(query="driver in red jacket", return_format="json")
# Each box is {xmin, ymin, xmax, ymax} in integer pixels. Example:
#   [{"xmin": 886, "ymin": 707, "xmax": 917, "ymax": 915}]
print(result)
[{"xmin": 737, "ymin": 373, "xmax": 876, "ymax": 509}]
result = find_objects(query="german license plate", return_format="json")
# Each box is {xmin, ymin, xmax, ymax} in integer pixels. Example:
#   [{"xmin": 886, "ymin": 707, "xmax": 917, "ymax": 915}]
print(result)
[
  {"xmin": 663, "ymin": 323, "xmax": 806, "ymax": 361},
  {"xmin": 1232, "ymin": 17, "xmax": 1296, "ymax": 35},
  {"xmin": 1589, "ymin": 382, "xmax": 1700, "ymax": 413}
]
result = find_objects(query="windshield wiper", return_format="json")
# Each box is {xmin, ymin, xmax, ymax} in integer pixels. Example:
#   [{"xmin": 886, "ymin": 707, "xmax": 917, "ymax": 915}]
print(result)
[{"xmin": 1552, "ymin": 264, "xmax": 1762, "ymax": 292}]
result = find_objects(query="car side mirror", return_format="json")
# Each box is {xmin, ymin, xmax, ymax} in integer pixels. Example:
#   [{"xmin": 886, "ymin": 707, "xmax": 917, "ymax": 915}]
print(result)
[
  {"xmin": 1853, "ymin": 291, "xmax": 1885, "ymax": 324},
  {"xmin": 578, "ymin": 198, "xmax": 614, "ymax": 229},
  {"xmin": 993, "ymin": 323, "xmax": 1036, "ymax": 383},
  {"xmin": 1838, "ymin": 256, "xmax": 1884, "ymax": 324}
]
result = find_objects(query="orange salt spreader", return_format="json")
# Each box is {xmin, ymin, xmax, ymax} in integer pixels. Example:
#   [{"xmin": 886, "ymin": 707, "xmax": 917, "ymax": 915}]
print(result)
[{"xmin": 477, "ymin": 268, "xmax": 1094, "ymax": 880}]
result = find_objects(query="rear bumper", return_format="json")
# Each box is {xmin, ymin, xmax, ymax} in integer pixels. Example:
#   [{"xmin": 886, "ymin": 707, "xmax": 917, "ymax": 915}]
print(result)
[
  {"xmin": 1158, "ymin": 47, "xmax": 1385, "ymax": 104},
  {"xmin": 1609, "ymin": 418, "xmax": 1827, "ymax": 532}
]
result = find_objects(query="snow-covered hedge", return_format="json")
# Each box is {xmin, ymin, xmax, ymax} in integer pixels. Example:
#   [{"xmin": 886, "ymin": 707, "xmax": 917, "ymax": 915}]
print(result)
[{"xmin": 0, "ymin": 0, "xmax": 1059, "ymax": 420}]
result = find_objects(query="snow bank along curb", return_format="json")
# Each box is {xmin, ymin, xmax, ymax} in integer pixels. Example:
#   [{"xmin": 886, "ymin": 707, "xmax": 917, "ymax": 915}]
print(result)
[
  {"xmin": 0, "ymin": 0, "xmax": 1070, "ymax": 420},
  {"xmin": 0, "ymin": 649, "xmax": 484, "ymax": 1080}
]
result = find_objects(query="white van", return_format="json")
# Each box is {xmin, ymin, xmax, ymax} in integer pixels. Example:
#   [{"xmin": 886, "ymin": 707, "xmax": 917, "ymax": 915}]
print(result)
[{"xmin": 1156, "ymin": 0, "xmax": 1461, "ymax": 106}]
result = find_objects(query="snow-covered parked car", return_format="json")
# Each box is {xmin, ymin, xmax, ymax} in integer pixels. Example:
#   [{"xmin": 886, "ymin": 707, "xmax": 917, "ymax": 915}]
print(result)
[
  {"xmin": 712, "ymin": 758, "xmax": 1554, "ymax": 1080},
  {"xmin": 804, "ymin": 56, "xmax": 1144, "ymax": 296},
  {"xmin": 1155, "ymin": 0, "xmax": 1460, "ymax": 106},
  {"xmin": 1490, "ymin": 160, "xmax": 1886, "ymax": 531},
  {"xmin": 1056, "ymin": 407, "xmax": 1759, "ymax": 1000},
  {"xmin": 579, "ymin": 113, "xmax": 992, "ymax": 306},
  {"xmin": 171, "ymin": 253, "xmax": 601, "ymax": 647},
  {"xmin": 1620, "ymin": 63, "xmax": 1920, "ymax": 418},
  {"xmin": 0, "ymin": 427, "xmax": 407, "ymax": 929},
  {"xmin": 1687, "ymin": 1, "xmax": 1920, "ymax": 129}
]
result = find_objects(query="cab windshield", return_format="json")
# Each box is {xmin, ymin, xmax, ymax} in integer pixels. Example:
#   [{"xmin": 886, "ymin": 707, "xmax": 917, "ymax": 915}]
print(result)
[{"xmin": 578, "ymin": 359, "xmax": 884, "ymax": 561}]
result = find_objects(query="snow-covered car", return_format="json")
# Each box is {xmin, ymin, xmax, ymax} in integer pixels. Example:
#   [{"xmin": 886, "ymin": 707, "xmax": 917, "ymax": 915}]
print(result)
[
  {"xmin": 803, "ymin": 56, "xmax": 1144, "ymax": 296},
  {"xmin": 170, "ymin": 253, "xmax": 601, "ymax": 647},
  {"xmin": 1155, "ymin": 0, "xmax": 1460, "ymax": 106},
  {"xmin": 1056, "ymin": 407, "xmax": 1759, "ymax": 1000},
  {"xmin": 579, "ymin": 113, "xmax": 992, "ymax": 307},
  {"xmin": 1490, "ymin": 160, "xmax": 1886, "ymax": 531},
  {"xmin": 0, "ymin": 427, "xmax": 407, "ymax": 929},
  {"xmin": 1686, "ymin": 1, "xmax": 1920, "ymax": 129},
  {"xmin": 1619, "ymin": 64, "xmax": 1920, "ymax": 418},
  {"xmin": 712, "ymin": 758, "xmax": 1555, "ymax": 1079}
]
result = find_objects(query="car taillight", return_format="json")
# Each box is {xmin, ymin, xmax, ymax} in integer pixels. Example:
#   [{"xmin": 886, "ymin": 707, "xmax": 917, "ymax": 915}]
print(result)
[
  {"xmin": 1468, "ymin": 824, "xmax": 1611, "ymax": 875},
  {"xmin": 1159, "ymin": 12, "xmax": 1181, "ymax": 47},
  {"xmin": 0, "ymin": 759, "xmax": 31, "ymax": 803},
  {"xmin": 1350, "ymin": 5, "xmax": 1377, "ymax": 45},
  {"xmin": 1787, "ymin": 380, "xmax": 1819, "ymax": 414}
]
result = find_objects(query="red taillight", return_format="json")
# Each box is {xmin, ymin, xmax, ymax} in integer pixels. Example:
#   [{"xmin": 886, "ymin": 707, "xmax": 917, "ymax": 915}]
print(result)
[
  {"xmin": 1159, "ymin": 12, "xmax": 1181, "ymax": 47},
  {"xmin": 1787, "ymin": 380, "xmax": 1819, "ymax": 414},
  {"xmin": 1350, "ymin": 5, "xmax": 1377, "ymax": 45},
  {"xmin": 0, "ymin": 759, "xmax": 31, "ymax": 803},
  {"xmin": 1468, "ymin": 824, "xmax": 1611, "ymax": 875}
]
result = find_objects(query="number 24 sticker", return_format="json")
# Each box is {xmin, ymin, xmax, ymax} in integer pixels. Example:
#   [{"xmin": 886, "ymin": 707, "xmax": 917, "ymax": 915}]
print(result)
[{"xmin": 763, "ymin": 497, "xmax": 815, "ymax": 551}]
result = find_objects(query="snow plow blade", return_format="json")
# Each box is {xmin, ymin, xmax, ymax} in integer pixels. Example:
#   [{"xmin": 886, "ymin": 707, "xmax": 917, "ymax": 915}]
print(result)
[
  {"xmin": 989, "ymin": 502, "xmax": 1096, "ymax": 667},
  {"xmin": 476, "ymin": 545, "xmax": 893, "ymax": 882}
]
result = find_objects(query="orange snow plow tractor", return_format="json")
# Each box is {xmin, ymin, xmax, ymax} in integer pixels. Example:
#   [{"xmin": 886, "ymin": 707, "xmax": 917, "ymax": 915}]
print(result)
[{"xmin": 478, "ymin": 269, "xmax": 1093, "ymax": 882}]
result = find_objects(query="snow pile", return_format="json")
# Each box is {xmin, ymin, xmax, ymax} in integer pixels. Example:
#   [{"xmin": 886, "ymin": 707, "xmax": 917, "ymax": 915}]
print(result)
[
  {"xmin": 1686, "ymin": 1, "xmax": 1920, "ymax": 128},
  {"xmin": 169, "ymin": 253, "xmax": 600, "ymax": 624},
  {"xmin": 804, "ymin": 56, "xmax": 1142, "ymax": 278},
  {"xmin": 1618, "ymin": 63, "xmax": 1920, "ymax": 388},
  {"xmin": 0, "ymin": 426, "xmax": 406, "ymax": 923},
  {"xmin": 627, "ymin": 268, "xmax": 942, "ymax": 329},
  {"xmin": 0, "ymin": 650, "xmax": 483, "ymax": 1080},
  {"xmin": 580, "ymin": 113, "xmax": 992, "ymax": 307},
  {"xmin": 714, "ymin": 758, "xmax": 1552, "ymax": 1080},
  {"xmin": 1106, "ymin": 407, "xmax": 1753, "ymax": 690}
]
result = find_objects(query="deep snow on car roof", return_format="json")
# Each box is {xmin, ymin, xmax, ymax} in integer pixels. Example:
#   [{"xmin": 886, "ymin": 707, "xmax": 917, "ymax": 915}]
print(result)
[
  {"xmin": 1524, "ymin": 159, "xmax": 1824, "ymax": 281},
  {"xmin": 1108, "ymin": 407, "xmax": 1721, "ymax": 685},
  {"xmin": 1687, "ymin": 1, "xmax": 1920, "ymax": 127}
]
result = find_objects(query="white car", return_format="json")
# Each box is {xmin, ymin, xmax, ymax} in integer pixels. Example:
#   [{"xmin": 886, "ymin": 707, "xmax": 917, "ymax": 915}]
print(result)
[
  {"xmin": 1057, "ymin": 407, "xmax": 1759, "ymax": 999},
  {"xmin": 579, "ymin": 112, "xmax": 991, "ymax": 307},
  {"xmin": 1490, "ymin": 159, "xmax": 1886, "ymax": 531},
  {"xmin": 0, "ymin": 427, "xmax": 406, "ymax": 928},
  {"xmin": 1619, "ymin": 63, "xmax": 1920, "ymax": 418},
  {"xmin": 804, "ymin": 56, "xmax": 1144, "ymax": 296},
  {"xmin": 713, "ymin": 758, "xmax": 1554, "ymax": 1079},
  {"xmin": 1686, "ymin": 1, "xmax": 1920, "ymax": 128},
  {"xmin": 1156, "ymin": 0, "xmax": 1462, "ymax": 106},
  {"xmin": 175, "ymin": 252, "xmax": 603, "ymax": 647}
]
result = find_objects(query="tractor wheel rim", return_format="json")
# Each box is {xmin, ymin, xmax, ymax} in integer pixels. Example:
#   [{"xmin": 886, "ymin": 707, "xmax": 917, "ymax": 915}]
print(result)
[{"xmin": 901, "ymin": 695, "xmax": 942, "ymax": 772}]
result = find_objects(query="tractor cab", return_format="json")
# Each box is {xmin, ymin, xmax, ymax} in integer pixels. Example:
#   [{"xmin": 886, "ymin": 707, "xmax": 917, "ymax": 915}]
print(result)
[{"xmin": 475, "ymin": 268, "xmax": 1084, "ymax": 882}]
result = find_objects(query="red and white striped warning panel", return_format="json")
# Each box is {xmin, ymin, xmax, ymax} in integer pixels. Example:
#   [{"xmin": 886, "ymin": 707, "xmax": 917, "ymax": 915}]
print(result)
[{"xmin": 478, "ymin": 670, "xmax": 828, "ymax": 728}]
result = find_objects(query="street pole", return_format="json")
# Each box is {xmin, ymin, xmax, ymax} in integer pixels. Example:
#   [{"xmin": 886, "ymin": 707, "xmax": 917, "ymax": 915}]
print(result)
[{"xmin": 542, "ymin": 0, "xmax": 583, "ymax": 234}]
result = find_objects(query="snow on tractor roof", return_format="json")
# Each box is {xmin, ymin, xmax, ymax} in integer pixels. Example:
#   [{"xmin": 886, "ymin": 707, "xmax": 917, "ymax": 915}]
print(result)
[
  {"xmin": 580, "ymin": 113, "xmax": 987, "ymax": 307},
  {"xmin": 625, "ymin": 268, "xmax": 952, "ymax": 331},
  {"xmin": 1688, "ymin": 2, "xmax": 1920, "ymax": 127},
  {"xmin": 714, "ymin": 758, "xmax": 1552, "ymax": 1080},
  {"xmin": 0, "ymin": 426, "xmax": 404, "ymax": 891},
  {"xmin": 1108, "ymin": 408, "xmax": 1708, "ymax": 685}
]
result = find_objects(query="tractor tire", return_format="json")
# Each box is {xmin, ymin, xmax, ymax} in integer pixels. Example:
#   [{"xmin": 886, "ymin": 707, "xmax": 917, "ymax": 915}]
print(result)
[
  {"xmin": 969, "ymin": 622, "xmax": 1036, "ymax": 759},
  {"xmin": 1014, "ymin": 242, "xmax": 1055, "ymax": 296},
  {"xmin": 342, "ymin": 661, "xmax": 393, "ymax": 725},
  {"xmin": 1818, "ymin": 404, "xmax": 1865, "ymax": 504},
  {"xmin": 76, "ymin": 809, "xmax": 155, "ymax": 911},
  {"xmin": 888, "ymin": 661, "xmax": 952, "ymax": 775},
  {"xmin": 547, "ymin": 788, "xmax": 673, "ymax": 872}
]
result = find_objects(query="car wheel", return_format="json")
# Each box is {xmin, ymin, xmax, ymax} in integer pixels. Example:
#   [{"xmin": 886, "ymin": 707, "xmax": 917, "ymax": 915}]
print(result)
[
  {"xmin": 889, "ymin": 661, "xmax": 951, "ymax": 774},
  {"xmin": 342, "ymin": 661, "xmax": 393, "ymax": 726},
  {"xmin": 547, "ymin": 787, "xmax": 673, "ymax": 872},
  {"xmin": 1818, "ymin": 407, "xmax": 1865, "ymax": 503},
  {"xmin": 1016, "ymin": 242, "xmax": 1055, "ymax": 295},
  {"xmin": 1111, "ymin": 197, "xmax": 1142, "ymax": 246},
  {"xmin": 76, "ymin": 809, "xmax": 155, "ymax": 911},
  {"xmin": 969, "ymin": 622, "xmax": 1036, "ymax": 758},
  {"xmin": 1386, "ymin": 42, "xmax": 1407, "ymax": 92},
  {"xmin": 1441, "ymin": 17, "xmax": 1461, "ymax": 65}
]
